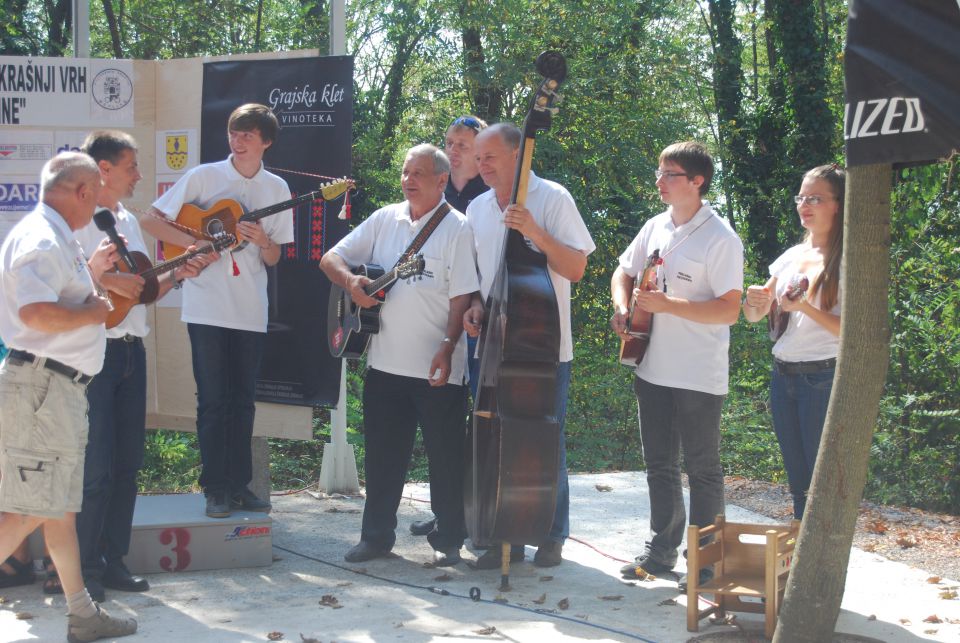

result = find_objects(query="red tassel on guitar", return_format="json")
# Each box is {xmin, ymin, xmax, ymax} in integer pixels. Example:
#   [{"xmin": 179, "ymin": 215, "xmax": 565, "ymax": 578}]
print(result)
[{"xmin": 231, "ymin": 254, "xmax": 240, "ymax": 276}]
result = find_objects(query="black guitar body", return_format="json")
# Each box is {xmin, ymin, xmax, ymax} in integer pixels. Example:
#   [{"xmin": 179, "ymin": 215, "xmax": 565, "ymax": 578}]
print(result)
[{"xmin": 327, "ymin": 264, "xmax": 385, "ymax": 359}]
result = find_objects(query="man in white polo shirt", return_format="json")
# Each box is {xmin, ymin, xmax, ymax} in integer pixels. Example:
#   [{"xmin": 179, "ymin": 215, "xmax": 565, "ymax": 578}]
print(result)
[
  {"xmin": 142, "ymin": 104, "xmax": 294, "ymax": 519},
  {"xmin": 321, "ymin": 144, "xmax": 478, "ymax": 567},
  {"xmin": 610, "ymin": 141, "xmax": 743, "ymax": 590},
  {"xmin": 463, "ymin": 122, "xmax": 595, "ymax": 569},
  {"xmin": 0, "ymin": 151, "xmax": 137, "ymax": 641}
]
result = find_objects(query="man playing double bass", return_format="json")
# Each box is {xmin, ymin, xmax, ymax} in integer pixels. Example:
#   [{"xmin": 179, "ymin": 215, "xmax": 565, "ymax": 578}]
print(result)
[{"xmin": 464, "ymin": 123, "xmax": 595, "ymax": 568}]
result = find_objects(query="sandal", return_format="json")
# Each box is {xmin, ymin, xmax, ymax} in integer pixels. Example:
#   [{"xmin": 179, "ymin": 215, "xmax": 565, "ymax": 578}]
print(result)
[
  {"xmin": 0, "ymin": 555, "xmax": 35, "ymax": 588},
  {"xmin": 42, "ymin": 556, "xmax": 63, "ymax": 595}
]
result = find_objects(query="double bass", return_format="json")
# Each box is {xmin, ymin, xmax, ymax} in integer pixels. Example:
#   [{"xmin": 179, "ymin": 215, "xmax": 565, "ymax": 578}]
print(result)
[{"xmin": 465, "ymin": 52, "xmax": 567, "ymax": 582}]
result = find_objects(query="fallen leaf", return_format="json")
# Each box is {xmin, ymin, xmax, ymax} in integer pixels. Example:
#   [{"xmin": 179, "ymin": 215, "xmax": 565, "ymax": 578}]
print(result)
[
  {"xmin": 867, "ymin": 614, "xmax": 876, "ymax": 621},
  {"xmin": 595, "ymin": 484, "xmax": 613, "ymax": 492},
  {"xmin": 923, "ymin": 614, "xmax": 942, "ymax": 623},
  {"xmin": 926, "ymin": 576, "xmax": 941, "ymax": 584},
  {"xmin": 493, "ymin": 596, "xmax": 508, "ymax": 604},
  {"xmin": 267, "ymin": 633, "xmax": 284, "ymax": 641},
  {"xmin": 319, "ymin": 595, "xmax": 342, "ymax": 609},
  {"xmin": 539, "ymin": 575, "xmax": 554, "ymax": 582},
  {"xmin": 658, "ymin": 598, "xmax": 677, "ymax": 606},
  {"xmin": 866, "ymin": 520, "xmax": 888, "ymax": 534},
  {"xmin": 896, "ymin": 532, "xmax": 919, "ymax": 548},
  {"xmin": 923, "ymin": 630, "xmax": 938, "ymax": 635},
  {"xmin": 474, "ymin": 626, "xmax": 497, "ymax": 635},
  {"xmin": 899, "ymin": 618, "xmax": 912, "ymax": 625},
  {"xmin": 434, "ymin": 573, "xmax": 452, "ymax": 582},
  {"xmin": 325, "ymin": 507, "xmax": 359, "ymax": 514},
  {"xmin": 939, "ymin": 590, "xmax": 958, "ymax": 600},
  {"xmin": 948, "ymin": 618, "xmax": 960, "ymax": 624},
  {"xmin": 533, "ymin": 593, "xmax": 547, "ymax": 605},
  {"xmin": 15, "ymin": 612, "xmax": 33, "ymax": 620},
  {"xmin": 861, "ymin": 542, "xmax": 877, "ymax": 552},
  {"xmin": 299, "ymin": 635, "xmax": 321, "ymax": 643},
  {"xmin": 599, "ymin": 595, "xmax": 623, "ymax": 601},
  {"xmin": 557, "ymin": 598, "xmax": 569, "ymax": 610}
]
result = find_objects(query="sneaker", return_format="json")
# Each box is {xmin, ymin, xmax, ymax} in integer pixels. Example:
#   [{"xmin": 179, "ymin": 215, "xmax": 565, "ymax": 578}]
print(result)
[
  {"xmin": 474, "ymin": 546, "xmax": 525, "ymax": 570},
  {"xmin": 619, "ymin": 554, "xmax": 674, "ymax": 578},
  {"xmin": 432, "ymin": 547, "xmax": 462, "ymax": 567},
  {"xmin": 533, "ymin": 541, "xmax": 563, "ymax": 567},
  {"xmin": 409, "ymin": 518, "xmax": 437, "ymax": 536},
  {"xmin": 678, "ymin": 567, "xmax": 715, "ymax": 592},
  {"xmin": 205, "ymin": 492, "xmax": 231, "ymax": 518},
  {"xmin": 67, "ymin": 604, "xmax": 137, "ymax": 642},
  {"xmin": 230, "ymin": 487, "xmax": 272, "ymax": 512}
]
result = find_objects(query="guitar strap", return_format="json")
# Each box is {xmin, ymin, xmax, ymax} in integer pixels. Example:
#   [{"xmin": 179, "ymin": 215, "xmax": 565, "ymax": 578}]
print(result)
[{"xmin": 394, "ymin": 202, "xmax": 452, "ymax": 268}]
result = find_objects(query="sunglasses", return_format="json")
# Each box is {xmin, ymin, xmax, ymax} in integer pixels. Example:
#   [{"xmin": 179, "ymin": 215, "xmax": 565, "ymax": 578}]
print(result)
[{"xmin": 450, "ymin": 116, "xmax": 483, "ymax": 133}]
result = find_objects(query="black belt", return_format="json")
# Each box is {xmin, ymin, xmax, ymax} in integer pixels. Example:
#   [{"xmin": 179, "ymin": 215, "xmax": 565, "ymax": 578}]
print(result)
[
  {"xmin": 107, "ymin": 334, "xmax": 142, "ymax": 343},
  {"xmin": 774, "ymin": 357, "xmax": 836, "ymax": 375},
  {"xmin": 4, "ymin": 349, "xmax": 94, "ymax": 385}
]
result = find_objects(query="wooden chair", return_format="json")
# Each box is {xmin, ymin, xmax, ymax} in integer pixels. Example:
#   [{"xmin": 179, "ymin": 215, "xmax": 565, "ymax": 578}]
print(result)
[{"xmin": 686, "ymin": 514, "xmax": 800, "ymax": 639}]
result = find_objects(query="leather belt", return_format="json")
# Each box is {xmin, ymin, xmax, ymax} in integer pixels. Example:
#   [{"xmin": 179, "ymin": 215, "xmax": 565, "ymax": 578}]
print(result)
[
  {"xmin": 108, "ymin": 334, "xmax": 141, "ymax": 343},
  {"xmin": 774, "ymin": 357, "xmax": 836, "ymax": 375},
  {"xmin": 4, "ymin": 349, "xmax": 94, "ymax": 385}
]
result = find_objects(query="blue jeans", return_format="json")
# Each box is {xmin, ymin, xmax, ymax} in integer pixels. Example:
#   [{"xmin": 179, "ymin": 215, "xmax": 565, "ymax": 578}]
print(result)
[
  {"xmin": 770, "ymin": 362, "xmax": 835, "ymax": 518},
  {"xmin": 187, "ymin": 323, "xmax": 265, "ymax": 495},
  {"xmin": 76, "ymin": 337, "xmax": 147, "ymax": 578},
  {"xmin": 634, "ymin": 377, "xmax": 725, "ymax": 566}
]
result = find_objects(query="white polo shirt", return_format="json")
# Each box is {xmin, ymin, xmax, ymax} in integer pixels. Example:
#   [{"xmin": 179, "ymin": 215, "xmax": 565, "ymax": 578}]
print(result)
[
  {"xmin": 465, "ymin": 172, "xmax": 595, "ymax": 363},
  {"xmin": 75, "ymin": 204, "xmax": 150, "ymax": 339},
  {"xmin": 330, "ymin": 200, "xmax": 479, "ymax": 383},
  {"xmin": 619, "ymin": 202, "xmax": 743, "ymax": 395},
  {"xmin": 152, "ymin": 157, "xmax": 295, "ymax": 332},
  {"xmin": 770, "ymin": 244, "xmax": 842, "ymax": 362},
  {"xmin": 0, "ymin": 204, "xmax": 106, "ymax": 376}
]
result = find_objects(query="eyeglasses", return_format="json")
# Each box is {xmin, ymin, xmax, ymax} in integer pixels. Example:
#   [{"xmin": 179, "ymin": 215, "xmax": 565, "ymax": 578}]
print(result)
[
  {"xmin": 793, "ymin": 195, "xmax": 832, "ymax": 205},
  {"xmin": 450, "ymin": 116, "xmax": 483, "ymax": 133},
  {"xmin": 654, "ymin": 170, "xmax": 688, "ymax": 180}
]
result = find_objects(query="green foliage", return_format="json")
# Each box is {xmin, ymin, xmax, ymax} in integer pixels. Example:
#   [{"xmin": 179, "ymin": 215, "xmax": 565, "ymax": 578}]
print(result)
[{"xmin": 140, "ymin": 430, "xmax": 200, "ymax": 492}]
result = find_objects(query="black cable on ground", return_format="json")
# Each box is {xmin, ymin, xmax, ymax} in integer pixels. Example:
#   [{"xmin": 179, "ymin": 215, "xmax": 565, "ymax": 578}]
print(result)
[{"xmin": 272, "ymin": 543, "xmax": 661, "ymax": 643}]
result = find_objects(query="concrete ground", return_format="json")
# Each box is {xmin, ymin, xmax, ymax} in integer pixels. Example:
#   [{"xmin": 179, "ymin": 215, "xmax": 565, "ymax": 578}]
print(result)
[{"xmin": 1, "ymin": 472, "xmax": 958, "ymax": 642}]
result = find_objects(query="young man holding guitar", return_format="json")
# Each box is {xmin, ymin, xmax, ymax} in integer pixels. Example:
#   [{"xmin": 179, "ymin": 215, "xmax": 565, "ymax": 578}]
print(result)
[
  {"xmin": 141, "ymin": 104, "xmax": 294, "ymax": 518},
  {"xmin": 610, "ymin": 142, "xmax": 743, "ymax": 590},
  {"xmin": 321, "ymin": 144, "xmax": 477, "ymax": 567},
  {"xmin": 73, "ymin": 130, "xmax": 206, "ymax": 601}
]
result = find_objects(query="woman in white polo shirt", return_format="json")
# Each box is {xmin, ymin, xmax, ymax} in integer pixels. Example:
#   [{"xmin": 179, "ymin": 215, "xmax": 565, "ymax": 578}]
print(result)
[{"xmin": 743, "ymin": 164, "xmax": 845, "ymax": 519}]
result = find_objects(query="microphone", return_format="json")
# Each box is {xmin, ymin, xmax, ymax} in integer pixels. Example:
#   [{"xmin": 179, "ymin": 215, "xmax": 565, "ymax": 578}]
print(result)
[{"xmin": 93, "ymin": 208, "xmax": 138, "ymax": 272}]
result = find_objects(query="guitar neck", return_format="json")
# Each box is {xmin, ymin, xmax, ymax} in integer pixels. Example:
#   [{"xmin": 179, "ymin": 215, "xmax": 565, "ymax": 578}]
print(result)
[
  {"xmin": 239, "ymin": 190, "xmax": 319, "ymax": 223},
  {"xmin": 363, "ymin": 268, "xmax": 401, "ymax": 296},
  {"xmin": 142, "ymin": 244, "xmax": 220, "ymax": 279}
]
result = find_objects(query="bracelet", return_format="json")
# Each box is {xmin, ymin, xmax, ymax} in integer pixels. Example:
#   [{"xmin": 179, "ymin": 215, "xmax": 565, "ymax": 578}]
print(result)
[{"xmin": 441, "ymin": 336, "xmax": 452, "ymax": 344}]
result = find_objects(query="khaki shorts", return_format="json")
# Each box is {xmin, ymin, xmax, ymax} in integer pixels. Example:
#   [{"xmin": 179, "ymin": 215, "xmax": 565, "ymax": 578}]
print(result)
[{"xmin": 0, "ymin": 359, "xmax": 89, "ymax": 518}]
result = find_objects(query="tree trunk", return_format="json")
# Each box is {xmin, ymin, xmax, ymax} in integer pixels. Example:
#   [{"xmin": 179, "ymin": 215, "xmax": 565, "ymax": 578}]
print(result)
[
  {"xmin": 774, "ymin": 163, "xmax": 892, "ymax": 642},
  {"xmin": 102, "ymin": 0, "xmax": 123, "ymax": 58}
]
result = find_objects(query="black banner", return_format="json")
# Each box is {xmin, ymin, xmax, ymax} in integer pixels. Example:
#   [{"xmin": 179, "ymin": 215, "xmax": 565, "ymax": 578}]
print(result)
[
  {"xmin": 845, "ymin": 0, "xmax": 960, "ymax": 167},
  {"xmin": 201, "ymin": 56, "xmax": 353, "ymax": 407}
]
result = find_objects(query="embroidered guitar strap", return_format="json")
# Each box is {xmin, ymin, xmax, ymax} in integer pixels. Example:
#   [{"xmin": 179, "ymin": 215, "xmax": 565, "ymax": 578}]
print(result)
[{"xmin": 394, "ymin": 202, "xmax": 452, "ymax": 269}]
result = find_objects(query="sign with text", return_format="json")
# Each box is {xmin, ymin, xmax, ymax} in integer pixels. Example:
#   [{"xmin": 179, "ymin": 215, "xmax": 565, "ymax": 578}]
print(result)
[
  {"xmin": 201, "ymin": 56, "xmax": 353, "ymax": 407},
  {"xmin": 0, "ymin": 57, "xmax": 134, "ymax": 127},
  {"xmin": 845, "ymin": 0, "xmax": 960, "ymax": 166}
]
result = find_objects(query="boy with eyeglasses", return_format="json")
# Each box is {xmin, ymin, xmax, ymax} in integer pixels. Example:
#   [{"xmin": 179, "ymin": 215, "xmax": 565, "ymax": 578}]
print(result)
[{"xmin": 610, "ymin": 141, "xmax": 744, "ymax": 590}]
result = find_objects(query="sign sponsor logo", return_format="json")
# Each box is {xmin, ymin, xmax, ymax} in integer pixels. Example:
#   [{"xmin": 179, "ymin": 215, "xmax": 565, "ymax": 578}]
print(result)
[
  {"xmin": 844, "ymin": 97, "xmax": 926, "ymax": 140},
  {"xmin": 224, "ymin": 525, "xmax": 271, "ymax": 541},
  {"xmin": 91, "ymin": 68, "xmax": 133, "ymax": 110},
  {"xmin": 0, "ymin": 183, "xmax": 39, "ymax": 211}
]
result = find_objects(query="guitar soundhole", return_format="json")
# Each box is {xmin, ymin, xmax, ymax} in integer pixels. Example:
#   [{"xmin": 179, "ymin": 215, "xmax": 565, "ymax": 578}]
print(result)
[{"xmin": 206, "ymin": 218, "xmax": 225, "ymax": 236}]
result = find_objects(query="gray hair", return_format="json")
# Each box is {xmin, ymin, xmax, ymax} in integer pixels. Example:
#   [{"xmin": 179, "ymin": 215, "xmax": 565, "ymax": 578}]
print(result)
[
  {"xmin": 406, "ymin": 144, "xmax": 450, "ymax": 176},
  {"xmin": 480, "ymin": 122, "xmax": 522, "ymax": 151},
  {"xmin": 40, "ymin": 152, "xmax": 100, "ymax": 194}
]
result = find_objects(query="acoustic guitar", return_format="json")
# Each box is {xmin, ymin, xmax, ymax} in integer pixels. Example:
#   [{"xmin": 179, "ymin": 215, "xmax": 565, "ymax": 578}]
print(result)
[
  {"xmin": 326, "ymin": 254, "xmax": 426, "ymax": 359},
  {"xmin": 105, "ymin": 233, "xmax": 236, "ymax": 329},
  {"xmin": 768, "ymin": 274, "xmax": 809, "ymax": 341},
  {"xmin": 619, "ymin": 249, "xmax": 662, "ymax": 367},
  {"xmin": 161, "ymin": 179, "xmax": 351, "ymax": 259}
]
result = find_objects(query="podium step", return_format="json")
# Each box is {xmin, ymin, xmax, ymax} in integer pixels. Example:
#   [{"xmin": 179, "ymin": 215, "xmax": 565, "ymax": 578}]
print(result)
[{"xmin": 125, "ymin": 494, "xmax": 272, "ymax": 574}]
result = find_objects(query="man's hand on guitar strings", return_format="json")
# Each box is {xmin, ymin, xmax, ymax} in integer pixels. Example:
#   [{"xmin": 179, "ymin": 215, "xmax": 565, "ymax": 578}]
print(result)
[
  {"xmin": 236, "ymin": 221, "xmax": 269, "ymax": 249},
  {"xmin": 102, "ymin": 271, "xmax": 145, "ymax": 299},
  {"xmin": 610, "ymin": 308, "xmax": 630, "ymax": 337},
  {"xmin": 634, "ymin": 288, "xmax": 671, "ymax": 314},
  {"xmin": 347, "ymin": 273, "xmax": 378, "ymax": 309}
]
